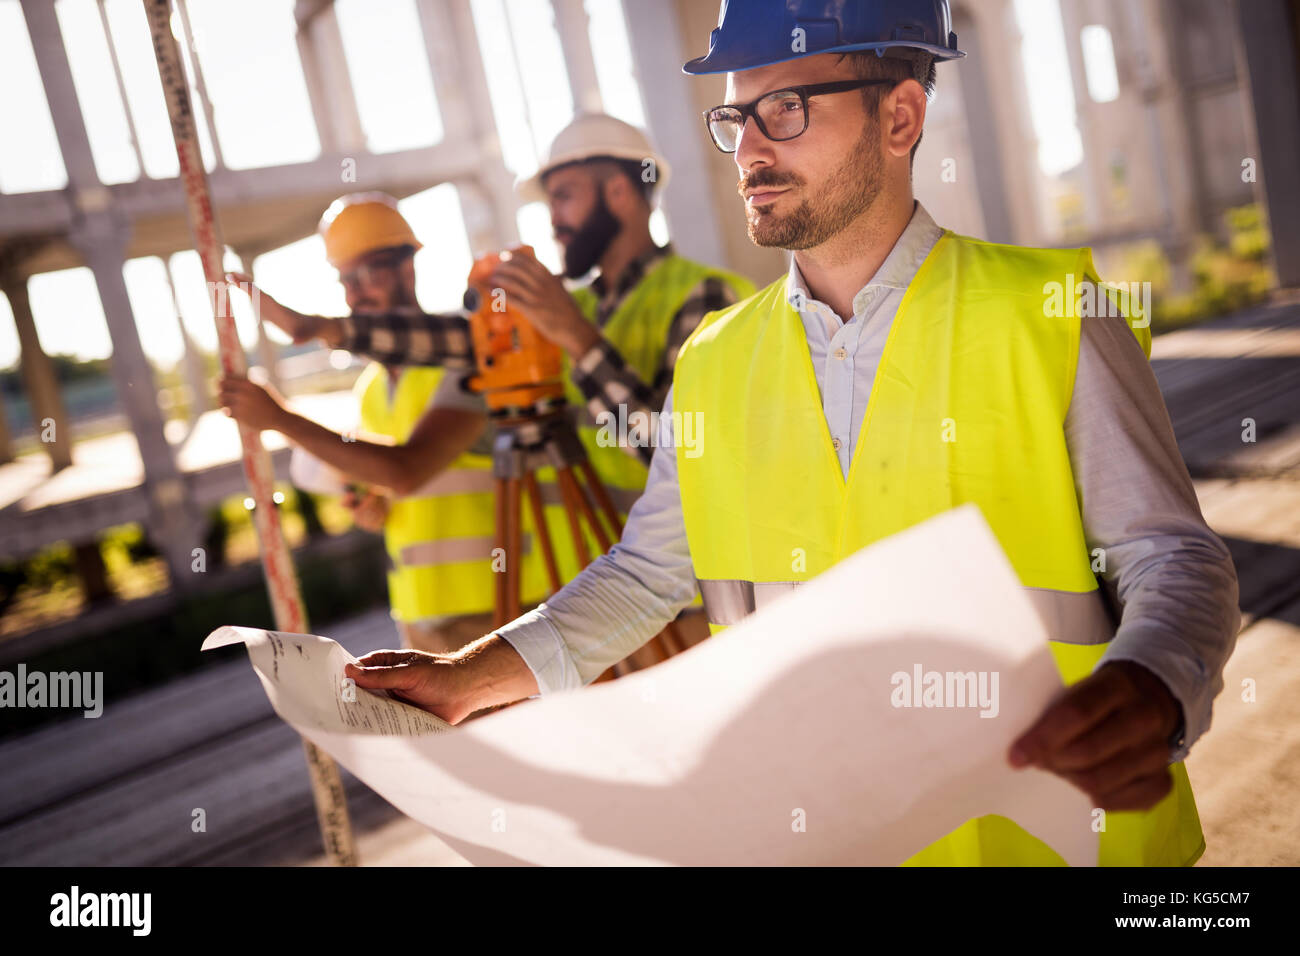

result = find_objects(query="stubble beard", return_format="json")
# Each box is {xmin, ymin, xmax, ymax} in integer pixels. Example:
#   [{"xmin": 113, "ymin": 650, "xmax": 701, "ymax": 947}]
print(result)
[{"xmin": 744, "ymin": 120, "xmax": 884, "ymax": 251}]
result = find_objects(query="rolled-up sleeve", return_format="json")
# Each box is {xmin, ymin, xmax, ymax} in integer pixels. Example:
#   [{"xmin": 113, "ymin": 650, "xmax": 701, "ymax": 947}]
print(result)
[
  {"xmin": 1066, "ymin": 312, "xmax": 1241, "ymax": 761},
  {"xmin": 495, "ymin": 387, "xmax": 699, "ymax": 693}
]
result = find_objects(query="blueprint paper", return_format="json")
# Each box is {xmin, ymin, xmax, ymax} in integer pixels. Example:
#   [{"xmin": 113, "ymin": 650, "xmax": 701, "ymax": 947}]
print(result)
[{"xmin": 204, "ymin": 504, "xmax": 1099, "ymax": 866}]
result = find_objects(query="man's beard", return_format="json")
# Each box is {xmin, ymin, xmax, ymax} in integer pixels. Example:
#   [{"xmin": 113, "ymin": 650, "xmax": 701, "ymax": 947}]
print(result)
[
  {"xmin": 559, "ymin": 193, "xmax": 621, "ymax": 279},
  {"xmin": 740, "ymin": 120, "xmax": 884, "ymax": 250}
]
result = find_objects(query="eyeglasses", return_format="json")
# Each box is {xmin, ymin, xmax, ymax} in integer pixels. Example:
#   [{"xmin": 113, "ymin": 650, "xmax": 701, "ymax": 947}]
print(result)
[
  {"xmin": 339, "ymin": 247, "xmax": 414, "ymax": 290},
  {"xmin": 704, "ymin": 79, "xmax": 897, "ymax": 153}
]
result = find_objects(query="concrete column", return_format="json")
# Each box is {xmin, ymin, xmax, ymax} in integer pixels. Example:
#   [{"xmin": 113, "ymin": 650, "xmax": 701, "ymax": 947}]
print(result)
[
  {"xmin": 74, "ymin": 539, "xmax": 115, "ymax": 606},
  {"xmin": 296, "ymin": 0, "xmax": 366, "ymax": 153},
  {"xmin": 236, "ymin": 252, "xmax": 282, "ymax": 393},
  {"xmin": 950, "ymin": 6, "xmax": 1015, "ymax": 244},
  {"xmin": 432, "ymin": 0, "xmax": 526, "ymax": 246},
  {"xmin": 294, "ymin": 0, "xmax": 367, "ymax": 155},
  {"xmin": 624, "ymin": 0, "xmax": 729, "ymax": 269},
  {"xmin": 69, "ymin": 215, "xmax": 203, "ymax": 592},
  {"xmin": 0, "ymin": 388, "xmax": 13, "ymax": 464},
  {"xmin": 1, "ymin": 276, "xmax": 72, "ymax": 470},
  {"xmin": 174, "ymin": 0, "xmax": 224, "ymax": 170},
  {"xmin": 1158, "ymin": 0, "xmax": 1214, "ymax": 238},
  {"xmin": 1057, "ymin": 0, "xmax": 1107, "ymax": 236},
  {"xmin": 550, "ymin": 0, "xmax": 604, "ymax": 113},
  {"xmin": 20, "ymin": 0, "xmax": 99, "ymax": 187},
  {"xmin": 162, "ymin": 259, "xmax": 212, "ymax": 418},
  {"xmin": 20, "ymin": 0, "xmax": 197, "ymax": 590},
  {"xmin": 97, "ymin": 0, "xmax": 148, "ymax": 178},
  {"xmin": 1234, "ymin": 0, "xmax": 1300, "ymax": 289},
  {"xmin": 972, "ymin": 0, "xmax": 1049, "ymax": 246}
]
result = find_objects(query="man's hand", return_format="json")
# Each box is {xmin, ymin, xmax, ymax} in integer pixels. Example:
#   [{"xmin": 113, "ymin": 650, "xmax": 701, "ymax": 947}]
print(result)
[
  {"xmin": 1009, "ymin": 660, "xmax": 1183, "ymax": 811},
  {"xmin": 345, "ymin": 635, "xmax": 540, "ymax": 724},
  {"xmin": 225, "ymin": 272, "xmax": 341, "ymax": 347},
  {"xmin": 345, "ymin": 651, "xmax": 476, "ymax": 724},
  {"xmin": 490, "ymin": 254, "xmax": 599, "ymax": 358},
  {"xmin": 343, "ymin": 486, "xmax": 390, "ymax": 532},
  {"xmin": 218, "ymin": 376, "xmax": 289, "ymax": 432}
]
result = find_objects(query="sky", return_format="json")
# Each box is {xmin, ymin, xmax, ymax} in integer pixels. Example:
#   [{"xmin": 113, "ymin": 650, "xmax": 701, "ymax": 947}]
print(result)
[{"xmin": 0, "ymin": 0, "xmax": 1093, "ymax": 371}]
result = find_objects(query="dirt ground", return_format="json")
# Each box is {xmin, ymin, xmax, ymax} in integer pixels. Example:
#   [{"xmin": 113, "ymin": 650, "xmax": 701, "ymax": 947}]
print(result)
[{"xmin": 1186, "ymin": 477, "xmax": 1300, "ymax": 866}]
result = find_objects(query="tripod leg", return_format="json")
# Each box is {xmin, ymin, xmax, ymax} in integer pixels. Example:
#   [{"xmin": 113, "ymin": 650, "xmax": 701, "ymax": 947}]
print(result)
[
  {"xmin": 556, "ymin": 468, "xmax": 593, "ymax": 568},
  {"xmin": 523, "ymin": 473, "xmax": 563, "ymax": 593},
  {"xmin": 494, "ymin": 477, "xmax": 509, "ymax": 629},
  {"xmin": 560, "ymin": 466, "xmax": 612, "ymax": 553},
  {"xmin": 659, "ymin": 620, "xmax": 687, "ymax": 655},
  {"xmin": 578, "ymin": 459, "xmax": 624, "ymax": 539},
  {"xmin": 503, "ymin": 476, "xmax": 522, "ymax": 622}
]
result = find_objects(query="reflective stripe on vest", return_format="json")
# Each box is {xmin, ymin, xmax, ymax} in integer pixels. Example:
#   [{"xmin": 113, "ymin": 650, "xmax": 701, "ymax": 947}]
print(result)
[
  {"xmin": 672, "ymin": 231, "xmax": 1202, "ymax": 866},
  {"xmin": 400, "ymin": 533, "xmax": 533, "ymax": 566},
  {"xmin": 356, "ymin": 363, "xmax": 550, "ymax": 619}
]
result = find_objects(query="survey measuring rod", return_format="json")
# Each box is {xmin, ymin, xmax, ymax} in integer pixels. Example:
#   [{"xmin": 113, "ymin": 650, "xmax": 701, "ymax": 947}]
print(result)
[{"xmin": 144, "ymin": 0, "xmax": 357, "ymax": 866}]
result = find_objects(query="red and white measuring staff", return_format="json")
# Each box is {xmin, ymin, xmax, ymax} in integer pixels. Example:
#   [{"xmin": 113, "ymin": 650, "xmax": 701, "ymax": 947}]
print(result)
[{"xmin": 145, "ymin": 0, "xmax": 357, "ymax": 866}]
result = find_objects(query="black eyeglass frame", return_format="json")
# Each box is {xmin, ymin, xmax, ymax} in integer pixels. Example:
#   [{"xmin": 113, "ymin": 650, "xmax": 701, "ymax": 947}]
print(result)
[
  {"xmin": 338, "ymin": 245, "xmax": 418, "ymax": 288},
  {"xmin": 703, "ymin": 79, "xmax": 898, "ymax": 153}
]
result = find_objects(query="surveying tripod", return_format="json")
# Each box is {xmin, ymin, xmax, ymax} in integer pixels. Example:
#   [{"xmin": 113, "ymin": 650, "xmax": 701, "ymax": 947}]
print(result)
[{"xmin": 486, "ymin": 395, "xmax": 688, "ymax": 681}]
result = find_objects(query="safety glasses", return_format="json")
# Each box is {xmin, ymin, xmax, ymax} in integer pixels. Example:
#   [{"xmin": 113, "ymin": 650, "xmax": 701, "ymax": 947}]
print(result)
[
  {"xmin": 339, "ymin": 247, "xmax": 415, "ymax": 290},
  {"xmin": 704, "ymin": 79, "xmax": 897, "ymax": 153}
]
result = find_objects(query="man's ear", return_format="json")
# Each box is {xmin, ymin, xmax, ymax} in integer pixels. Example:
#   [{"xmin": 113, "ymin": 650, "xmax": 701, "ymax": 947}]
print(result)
[
  {"xmin": 399, "ymin": 255, "xmax": 417, "ymax": 287},
  {"xmin": 602, "ymin": 172, "xmax": 638, "ymax": 221},
  {"xmin": 883, "ymin": 78, "xmax": 927, "ymax": 160}
]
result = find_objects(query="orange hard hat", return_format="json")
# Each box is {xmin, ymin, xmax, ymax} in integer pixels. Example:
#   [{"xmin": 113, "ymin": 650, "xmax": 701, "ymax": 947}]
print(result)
[{"xmin": 318, "ymin": 192, "xmax": 422, "ymax": 269}]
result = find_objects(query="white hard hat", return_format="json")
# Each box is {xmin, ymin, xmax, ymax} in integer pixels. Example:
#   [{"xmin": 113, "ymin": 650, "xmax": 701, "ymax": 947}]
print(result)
[{"xmin": 515, "ymin": 112, "xmax": 671, "ymax": 204}]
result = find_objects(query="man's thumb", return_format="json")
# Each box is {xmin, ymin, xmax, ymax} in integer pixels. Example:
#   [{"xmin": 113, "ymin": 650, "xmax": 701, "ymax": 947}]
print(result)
[{"xmin": 346, "ymin": 661, "xmax": 420, "ymax": 691}]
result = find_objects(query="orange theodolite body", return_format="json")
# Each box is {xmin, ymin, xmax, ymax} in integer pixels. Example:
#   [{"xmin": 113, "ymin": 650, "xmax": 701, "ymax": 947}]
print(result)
[{"xmin": 464, "ymin": 245, "xmax": 566, "ymax": 412}]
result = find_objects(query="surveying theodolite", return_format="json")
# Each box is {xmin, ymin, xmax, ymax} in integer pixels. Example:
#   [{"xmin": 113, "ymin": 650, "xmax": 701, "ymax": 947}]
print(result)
[{"xmin": 462, "ymin": 247, "xmax": 687, "ymax": 679}]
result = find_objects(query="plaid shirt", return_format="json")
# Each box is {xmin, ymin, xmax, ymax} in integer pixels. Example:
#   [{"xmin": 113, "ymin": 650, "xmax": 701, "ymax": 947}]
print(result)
[{"xmin": 334, "ymin": 243, "xmax": 744, "ymax": 466}]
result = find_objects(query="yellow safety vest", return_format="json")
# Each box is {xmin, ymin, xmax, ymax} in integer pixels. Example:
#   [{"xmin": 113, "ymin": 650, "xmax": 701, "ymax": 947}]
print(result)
[
  {"xmin": 357, "ymin": 363, "xmax": 546, "ymax": 620},
  {"xmin": 672, "ymin": 231, "xmax": 1204, "ymax": 866},
  {"xmin": 535, "ymin": 254, "xmax": 755, "ymax": 585}
]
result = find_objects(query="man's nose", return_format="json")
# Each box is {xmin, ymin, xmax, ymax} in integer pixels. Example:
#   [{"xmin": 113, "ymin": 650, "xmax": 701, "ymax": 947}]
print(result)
[{"xmin": 734, "ymin": 116, "xmax": 774, "ymax": 174}]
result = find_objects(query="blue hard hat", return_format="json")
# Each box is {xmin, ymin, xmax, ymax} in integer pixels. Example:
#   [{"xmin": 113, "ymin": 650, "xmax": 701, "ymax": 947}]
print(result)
[{"xmin": 683, "ymin": 0, "xmax": 966, "ymax": 75}]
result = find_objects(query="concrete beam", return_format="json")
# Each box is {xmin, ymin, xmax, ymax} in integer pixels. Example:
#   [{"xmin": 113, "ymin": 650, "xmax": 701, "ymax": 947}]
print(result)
[
  {"xmin": 0, "ymin": 144, "xmax": 486, "ymax": 249},
  {"xmin": 1235, "ymin": 0, "xmax": 1300, "ymax": 289}
]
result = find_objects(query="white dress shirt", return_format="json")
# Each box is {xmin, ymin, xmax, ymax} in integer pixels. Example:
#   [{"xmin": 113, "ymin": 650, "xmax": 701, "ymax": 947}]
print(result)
[{"xmin": 495, "ymin": 202, "xmax": 1240, "ymax": 762}]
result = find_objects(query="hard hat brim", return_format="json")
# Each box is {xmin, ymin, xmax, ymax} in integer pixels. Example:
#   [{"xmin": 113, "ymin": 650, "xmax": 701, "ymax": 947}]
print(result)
[{"xmin": 683, "ymin": 40, "xmax": 966, "ymax": 76}]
